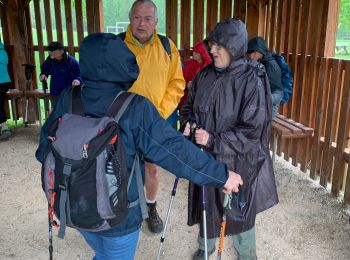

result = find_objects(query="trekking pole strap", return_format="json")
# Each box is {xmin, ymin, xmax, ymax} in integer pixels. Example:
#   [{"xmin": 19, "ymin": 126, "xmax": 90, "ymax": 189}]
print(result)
[{"xmin": 135, "ymin": 154, "xmax": 148, "ymax": 220}]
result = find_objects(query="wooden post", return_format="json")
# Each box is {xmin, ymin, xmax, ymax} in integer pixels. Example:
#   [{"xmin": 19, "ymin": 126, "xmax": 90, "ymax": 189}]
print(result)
[
  {"xmin": 86, "ymin": 0, "xmax": 104, "ymax": 34},
  {"xmin": 322, "ymin": 0, "xmax": 340, "ymax": 57},
  {"xmin": 166, "ymin": 0, "xmax": 178, "ymax": 45},
  {"xmin": 4, "ymin": 0, "xmax": 31, "ymax": 92},
  {"xmin": 245, "ymin": 0, "xmax": 267, "ymax": 38}
]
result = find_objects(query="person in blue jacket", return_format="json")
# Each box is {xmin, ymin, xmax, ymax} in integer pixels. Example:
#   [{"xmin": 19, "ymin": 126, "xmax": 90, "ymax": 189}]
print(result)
[
  {"xmin": 0, "ymin": 41, "xmax": 12, "ymax": 139},
  {"xmin": 35, "ymin": 33, "xmax": 243, "ymax": 260},
  {"xmin": 40, "ymin": 41, "xmax": 81, "ymax": 109}
]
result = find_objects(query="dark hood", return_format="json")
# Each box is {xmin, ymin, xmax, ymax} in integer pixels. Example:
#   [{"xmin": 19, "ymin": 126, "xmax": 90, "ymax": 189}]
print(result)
[
  {"xmin": 247, "ymin": 36, "xmax": 269, "ymax": 56},
  {"xmin": 206, "ymin": 18, "xmax": 248, "ymax": 61},
  {"xmin": 79, "ymin": 33, "xmax": 139, "ymax": 91}
]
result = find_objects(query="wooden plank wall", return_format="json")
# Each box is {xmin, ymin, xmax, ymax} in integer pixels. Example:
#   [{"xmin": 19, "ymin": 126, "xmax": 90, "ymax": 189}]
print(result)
[
  {"xmin": 166, "ymin": 0, "xmax": 234, "ymax": 62},
  {"xmin": 29, "ymin": 0, "xmax": 103, "ymax": 87},
  {"xmin": 247, "ymin": 0, "xmax": 350, "ymax": 202}
]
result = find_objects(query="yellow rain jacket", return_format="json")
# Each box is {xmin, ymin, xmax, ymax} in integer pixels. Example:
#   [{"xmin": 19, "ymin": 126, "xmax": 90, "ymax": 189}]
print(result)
[{"xmin": 124, "ymin": 26, "xmax": 185, "ymax": 119}]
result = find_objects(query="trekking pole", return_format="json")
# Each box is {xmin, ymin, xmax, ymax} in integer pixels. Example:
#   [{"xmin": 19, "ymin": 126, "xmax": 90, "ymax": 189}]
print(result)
[
  {"xmin": 201, "ymin": 185, "xmax": 208, "ymax": 260},
  {"xmin": 155, "ymin": 125, "xmax": 195, "ymax": 259},
  {"xmin": 42, "ymin": 80, "xmax": 50, "ymax": 120},
  {"xmin": 48, "ymin": 209, "xmax": 53, "ymax": 260},
  {"xmin": 195, "ymin": 123, "xmax": 209, "ymax": 260},
  {"xmin": 156, "ymin": 177, "xmax": 179, "ymax": 260},
  {"xmin": 216, "ymin": 194, "xmax": 232, "ymax": 260}
]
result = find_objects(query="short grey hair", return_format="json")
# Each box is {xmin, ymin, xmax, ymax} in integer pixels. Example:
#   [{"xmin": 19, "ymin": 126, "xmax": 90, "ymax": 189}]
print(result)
[{"xmin": 129, "ymin": 0, "xmax": 158, "ymax": 20}]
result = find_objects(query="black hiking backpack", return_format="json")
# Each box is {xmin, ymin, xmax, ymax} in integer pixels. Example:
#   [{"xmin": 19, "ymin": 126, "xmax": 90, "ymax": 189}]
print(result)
[{"xmin": 41, "ymin": 86, "xmax": 148, "ymax": 239}]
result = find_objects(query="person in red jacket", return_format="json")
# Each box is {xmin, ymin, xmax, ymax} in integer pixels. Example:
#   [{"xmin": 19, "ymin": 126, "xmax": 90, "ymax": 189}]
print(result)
[{"xmin": 179, "ymin": 41, "xmax": 212, "ymax": 109}]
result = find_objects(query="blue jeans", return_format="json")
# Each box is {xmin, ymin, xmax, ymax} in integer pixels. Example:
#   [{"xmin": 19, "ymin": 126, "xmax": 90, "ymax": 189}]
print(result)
[
  {"xmin": 80, "ymin": 229, "xmax": 140, "ymax": 260},
  {"xmin": 271, "ymin": 90, "xmax": 283, "ymax": 118}
]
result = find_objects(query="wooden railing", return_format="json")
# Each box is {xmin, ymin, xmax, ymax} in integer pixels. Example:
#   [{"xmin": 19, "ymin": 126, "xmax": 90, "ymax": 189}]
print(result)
[{"xmin": 277, "ymin": 56, "xmax": 350, "ymax": 203}]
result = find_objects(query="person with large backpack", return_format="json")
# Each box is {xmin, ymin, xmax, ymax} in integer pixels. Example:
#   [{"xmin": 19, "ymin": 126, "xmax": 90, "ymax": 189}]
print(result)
[
  {"xmin": 35, "ymin": 33, "xmax": 243, "ymax": 260},
  {"xmin": 247, "ymin": 36, "xmax": 285, "ymax": 117}
]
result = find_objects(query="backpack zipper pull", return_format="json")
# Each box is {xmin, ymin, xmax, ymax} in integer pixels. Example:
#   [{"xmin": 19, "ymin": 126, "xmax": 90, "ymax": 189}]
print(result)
[{"xmin": 83, "ymin": 144, "xmax": 89, "ymax": 158}]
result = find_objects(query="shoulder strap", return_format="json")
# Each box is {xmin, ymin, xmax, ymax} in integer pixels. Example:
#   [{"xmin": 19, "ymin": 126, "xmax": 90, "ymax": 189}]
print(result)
[
  {"xmin": 118, "ymin": 31, "xmax": 172, "ymax": 60},
  {"xmin": 158, "ymin": 34, "xmax": 172, "ymax": 60},
  {"xmin": 69, "ymin": 85, "xmax": 84, "ymax": 116},
  {"xmin": 106, "ymin": 91, "xmax": 136, "ymax": 123},
  {"xmin": 118, "ymin": 32, "xmax": 126, "ymax": 41}
]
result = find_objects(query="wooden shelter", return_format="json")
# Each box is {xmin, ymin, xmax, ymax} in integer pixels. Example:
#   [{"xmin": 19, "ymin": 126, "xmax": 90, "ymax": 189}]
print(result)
[{"xmin": 1, "ymin": 0, "xmax": 350, "ymax": 204}]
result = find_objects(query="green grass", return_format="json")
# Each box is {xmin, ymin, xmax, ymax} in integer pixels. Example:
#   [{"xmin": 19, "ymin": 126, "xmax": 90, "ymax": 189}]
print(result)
[{"xmin": 335, "ymin": 39, "xmax": 350, "ymax": 59}]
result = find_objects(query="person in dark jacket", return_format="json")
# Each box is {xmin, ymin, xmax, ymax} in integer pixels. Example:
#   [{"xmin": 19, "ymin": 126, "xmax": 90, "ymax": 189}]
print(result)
[
  {"xmin": 40, "ymin": 41, "xmax": 81, "ymax": 109},
  {"xmin": 247, "ymin": 36, "xmax": 283, "ymax": 117},
  {"xmin": 35, "ymin": 33, "xmax": 243, "ymax": 259},
  {"xmin": 180, "ymin": 19, "xmax": 278, "ymax": 260}
]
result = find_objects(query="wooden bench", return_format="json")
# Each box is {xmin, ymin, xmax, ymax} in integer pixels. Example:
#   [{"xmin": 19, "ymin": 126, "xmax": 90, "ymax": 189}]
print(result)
[
  {"xmin": 6, "ymin": 89, "xmax": 23, "ymax": 126},
  {"xmin": 271, "ymin": 114, "xmax": 314, "ymax": 162}
]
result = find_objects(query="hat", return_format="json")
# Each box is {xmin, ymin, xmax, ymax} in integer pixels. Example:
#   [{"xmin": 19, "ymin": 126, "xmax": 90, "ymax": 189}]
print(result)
[
  {"xmin": 47, "ymin": 41, "xmax": 65, "ymax": 52},
  {"xmin": 247, "ymin": 36, "xmax": 268, "ymax": 55}
]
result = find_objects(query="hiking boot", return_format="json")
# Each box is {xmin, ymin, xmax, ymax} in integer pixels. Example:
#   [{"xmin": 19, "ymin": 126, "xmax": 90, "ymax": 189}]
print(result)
[
  {"xmin": 146, "ymin": 202, "xmax": 163, "ymax": 234},
  {"xmin": 192, "ymin": 247, "xmax": 216, "ymax": 260},
  {"xmin": 0, "ymin": 128, "xmax": 11, "ymax": 140}
]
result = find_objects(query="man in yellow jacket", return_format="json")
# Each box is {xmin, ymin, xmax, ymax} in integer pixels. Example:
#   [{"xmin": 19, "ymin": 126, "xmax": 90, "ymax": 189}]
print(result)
[{"xmin": 122, "ymin": 0, "xmax": 185, "ymax": 233}]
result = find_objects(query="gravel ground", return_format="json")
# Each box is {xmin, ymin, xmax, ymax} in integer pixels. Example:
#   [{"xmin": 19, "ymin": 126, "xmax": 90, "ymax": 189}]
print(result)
[{"xmin": 0, "ymin": 126, "xmax": 349, "ymax": 260}]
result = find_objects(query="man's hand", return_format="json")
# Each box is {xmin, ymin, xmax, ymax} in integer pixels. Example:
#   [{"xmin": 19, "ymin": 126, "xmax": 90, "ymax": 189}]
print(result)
[
  {"xmin": 72, "ymin": 79, "xmax": 80, "ymax": 86},
  {"xmin": 195, "ymin": 128, "xmax": 209, "ymax": 146},
  {"xmin": 223, "ymin": 171, "xmax": 243, "ymax": 194},
  {"xmin": 40, "ymin": 74, "xmax": 47, "ymax": 82},
  {"xmin": 183, "ymin": 122, "xmax": 197, "ymax": 137}
]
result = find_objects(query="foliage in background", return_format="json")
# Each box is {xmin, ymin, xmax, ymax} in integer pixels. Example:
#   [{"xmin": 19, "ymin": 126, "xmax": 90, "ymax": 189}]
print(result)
[
  {"xmin": 337, "ymin": 0, "xmax": 350, "ymax": 39},
  {"xmin": 103, "ymin": 0, "xmax": 166, "ymax": 34}
]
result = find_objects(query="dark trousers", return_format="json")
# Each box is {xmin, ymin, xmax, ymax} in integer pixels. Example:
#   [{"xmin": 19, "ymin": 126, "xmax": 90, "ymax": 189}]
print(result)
[{"xmin": 0, "ymin": 84, "xmax": 10, "ymax": 124}]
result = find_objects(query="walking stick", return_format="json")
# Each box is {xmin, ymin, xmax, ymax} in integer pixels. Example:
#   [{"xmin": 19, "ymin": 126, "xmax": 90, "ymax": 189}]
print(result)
[
  {"xmin": 155, "ymin": 127, "xmax": 196, "ymax": 259},
  {"xmin": 216, "ymin": 194, "xmax": 232, "ymax": 260},
  {"xmin": 42, "ymin": 80, "xmax": 50, "ymax": 120},
  {"xmin": 22, "ymin": 64, "xmax": 36, "ymax": 127},
  {"xmin": 201, "ymin": 185, "xmax": 208, "ymax": 260},
  {"xmin": 48, "ymin": 211, "xmax": 53, "ymax": 260},
  {"xmin": 156, "ymin": 177, "xmax": 179, "ymax": 260}
]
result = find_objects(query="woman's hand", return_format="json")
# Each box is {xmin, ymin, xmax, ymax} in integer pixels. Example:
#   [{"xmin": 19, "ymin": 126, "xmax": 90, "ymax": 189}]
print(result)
[
  {"xmin": 195, "ymin": 128, "xmax": 209, "ymax": 146},
  {"xmin": 223, "ymin": 171, "xmax": 243, "ymax": 194},
  {"xmin": 183, "ymin": 122, "xmax": 197, "ymax": 136}
]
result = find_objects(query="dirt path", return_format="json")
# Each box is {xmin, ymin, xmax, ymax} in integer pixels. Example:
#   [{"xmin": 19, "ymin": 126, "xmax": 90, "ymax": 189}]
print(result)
[{"xmin": 0, "ymin": 126, "xmax": 349, "ymax": 260}]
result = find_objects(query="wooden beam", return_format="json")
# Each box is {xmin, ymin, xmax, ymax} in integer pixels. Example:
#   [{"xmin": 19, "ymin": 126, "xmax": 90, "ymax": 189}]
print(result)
[
  {"xmin": 166, "ymin": 0, "xmax": 178, "ymax": 45},
  {"xmin": 323, "ymin": 0, "xmax": 340, "ymax": 57},
  {"xmin": 75, "ymin": 0, "xmax": 85, "ymax": 46},
  {"xmin": 86, "ymin": 0, "xmax": 104, "ymax": 34},
  {"xmin": 43, "ymin": 0, "xmax": 53, "ymax": 44},
  {"xmin": 64, "ymin": 0, "xmax": 75, "ymax": 56},
  {"xmin": 54, "ymin": 0, "xmax": 63, "ymax": 43},
  {"xmin": 5, "ymin": 0, "xmax": 31, "ymax": 91},
  {"xmin": 246, "ymin": 0, "xmax": 266, "ymax": 38},
  {"xmin": 180, "ymin": 0, "xmax": 191, "ymax": 61},
  {"xmin": 193, "ymin": 0, "xmax": 204, "ymax": 45}
]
